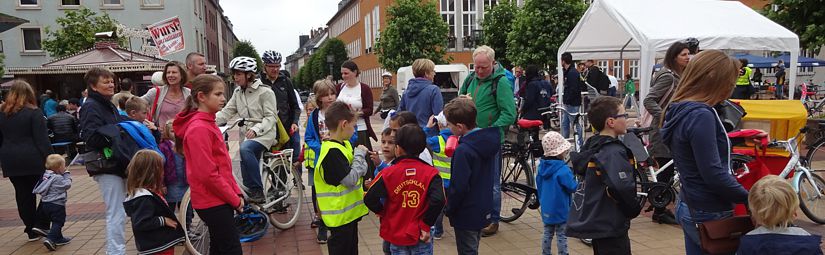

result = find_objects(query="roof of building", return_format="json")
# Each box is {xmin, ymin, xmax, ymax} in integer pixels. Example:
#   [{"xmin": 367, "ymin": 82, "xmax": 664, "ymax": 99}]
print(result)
[
  {"xmin": 327, "ymin": 0, "xmax": 358, "ymax": 26},
  {"xmin": 0, "ymin": 12, "xmax": 28, "ymax": 33},
  {"xmin": 7, "ymin": 41, "xmax": 170, "ymax": 75}
]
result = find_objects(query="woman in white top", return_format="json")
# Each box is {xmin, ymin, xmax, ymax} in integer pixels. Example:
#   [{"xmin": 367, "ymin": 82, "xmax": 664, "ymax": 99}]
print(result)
[{"xmin": 337, "ymin": 60, "xmax": 377, "ymax": 178}]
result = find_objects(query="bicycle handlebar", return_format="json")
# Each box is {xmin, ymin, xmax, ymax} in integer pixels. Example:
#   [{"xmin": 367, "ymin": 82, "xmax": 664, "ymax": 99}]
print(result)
[
  {"xmin": 555, "ymin": 106, "xmax": 586, "ymax": 116},
  {"xmin": 627, "ymin": 127, "xmax": 655, "ymax": 135},
  {"xmin": 219, "ymin": 118, "xmax": 263, "ymax": 134}
]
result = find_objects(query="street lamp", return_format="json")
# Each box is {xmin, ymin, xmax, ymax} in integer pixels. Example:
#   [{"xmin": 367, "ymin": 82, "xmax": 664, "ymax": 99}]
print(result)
[{"xmin": 326, "ymin": 54, "xmax": 335, "ymax": 81}]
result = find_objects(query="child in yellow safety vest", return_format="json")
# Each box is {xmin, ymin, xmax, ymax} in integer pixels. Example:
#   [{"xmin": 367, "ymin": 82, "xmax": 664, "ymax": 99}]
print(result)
[
  {"xmin": 424, "ymin": 111, "xmax": 453, "ymax": 240},
  {"xmin": 314, "ymin": 101, "xmax": 370, "ymax": 255}
]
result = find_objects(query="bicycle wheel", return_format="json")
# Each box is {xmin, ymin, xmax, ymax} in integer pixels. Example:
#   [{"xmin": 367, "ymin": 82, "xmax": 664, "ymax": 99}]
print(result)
[
  {"xmin": 179, "ymin": 189, "xmax": 210, "ymax": 255},
  {"xmin": 797, "ymin": 172, "xmax": 825, "ymax": 224},
  {"xmin": 805, "ymin": 138, "xmax": 825, "ymax": 173},
  {"xmin": 634, "ymin": 166, "xmax": 650, "ymax": 209},
  {"xmin": 499, "ymin": 151, "xmax": 534, "ymax": 223},
  {"xmin": 263, "ymin": 159, "xmax": 304, "ymax": 229}
]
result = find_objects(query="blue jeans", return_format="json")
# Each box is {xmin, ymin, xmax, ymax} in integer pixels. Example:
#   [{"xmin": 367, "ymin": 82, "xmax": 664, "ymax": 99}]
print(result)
[
  {"xmin": 37, "ymin": 202, "xmax": 66, "ymax": 241},
  {"xmin": 542, "ymin": 223, "xmax": 568, "ymax": 255},
  {"xmin": 561, "ymin": 105, "xmax": 582, "ymax": 145},
  {"xmin": 389, "ymin": 241, "xmax": 433, "ymax": 255},
  {"xmin": 240, "ymin": 140, "xmax": 266, "ymax": 193},
  {"xmin": 432, "ymin": 211, "xmax": 444, "ymax": 236},
  {"xmin": 491, "ymin": 150, "xmax": 502, "ymax": 223},
  {"xmin": 454, "ymin": 229, "xmax": 481, "ymax": 255},
  {"xmin": 675, "ymin": 201, "xmax": 734, "ymax": 255},
  {"xmin": 289, "ymin": 130, "xmax": 301, "ymax": 164}
]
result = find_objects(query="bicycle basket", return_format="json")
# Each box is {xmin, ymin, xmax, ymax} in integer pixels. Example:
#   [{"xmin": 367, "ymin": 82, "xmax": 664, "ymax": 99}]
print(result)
[{"xmin": 235, "ymin": 206, "xmax": 269, "ymax": 243}]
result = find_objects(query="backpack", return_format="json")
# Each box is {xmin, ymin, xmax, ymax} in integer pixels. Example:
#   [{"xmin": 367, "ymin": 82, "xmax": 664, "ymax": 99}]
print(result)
[
  {"xmin": 587, "ymin": 67, "xmax": 610, "ymax": 92},
  {"xmin": 570, "ymin": 137, "xmax": 642, "ymax": 218},
  {"xmin": 110, "ymin": 121, "xmax": 164, "ymax": 172},
  {"xmin": 459, "ymin": 72, "xmax": 506, "ymax": 99}
]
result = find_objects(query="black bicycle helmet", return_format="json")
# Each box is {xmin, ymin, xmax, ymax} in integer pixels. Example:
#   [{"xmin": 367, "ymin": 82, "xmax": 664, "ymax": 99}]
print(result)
[
  {"xmin": 235, "ymin": 206, "xmax": 269, "ymax": 243},
  {"xmin": 683, "ymin": 37, "xmax": 700, "ymax": 54},
  {"xmin": 262, "ymin": 50, "xmax": 282, "ymax": 65}
]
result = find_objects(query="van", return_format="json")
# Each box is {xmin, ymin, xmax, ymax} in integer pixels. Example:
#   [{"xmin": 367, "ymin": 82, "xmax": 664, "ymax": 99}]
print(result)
[{"xmin": 396, "ymin": 64, "xmax": 470, "ymax": 104}]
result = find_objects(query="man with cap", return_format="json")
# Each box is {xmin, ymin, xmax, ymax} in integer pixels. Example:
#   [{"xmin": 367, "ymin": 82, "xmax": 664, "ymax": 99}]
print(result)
[{"xmin": 261, "ymin": 50, "xmax": 301, "ymax": 162}]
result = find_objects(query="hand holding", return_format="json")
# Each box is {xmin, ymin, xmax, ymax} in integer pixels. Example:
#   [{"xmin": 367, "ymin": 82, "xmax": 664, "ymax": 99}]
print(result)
[
  {"xmin": 420, "ymin": 230, "xmax": 431, "ymax": 243},
  {"xmin": 245, "ymin": 129, "xmax": 257, "ymax": 139}
]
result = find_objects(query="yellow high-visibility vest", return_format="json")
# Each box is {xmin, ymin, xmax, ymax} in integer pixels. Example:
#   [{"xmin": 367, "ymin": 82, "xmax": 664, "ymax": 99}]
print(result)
[
  {"xmin": 313, "ymin": 140, "xmax": 368, "ymax": 227},
  {"xmin": 432, "ymin": 136, "xmax": 452, "ymax": 182}
]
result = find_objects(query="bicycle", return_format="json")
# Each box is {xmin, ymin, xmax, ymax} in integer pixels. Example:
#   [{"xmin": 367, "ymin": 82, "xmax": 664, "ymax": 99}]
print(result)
[
  {"xmin": 178, "ymin": 118, "xmax": 304, "ymax": 254},
  {"xmin": 554, "ymin": 105, "xmax": 588, "ymax": 152},
  {"xmin": 761, "ymin": 127, "xmax": 825, "ymax": 224},
  {"xmin": 499, "ymin": 117, "xmax": 544, "ymax": 222}
]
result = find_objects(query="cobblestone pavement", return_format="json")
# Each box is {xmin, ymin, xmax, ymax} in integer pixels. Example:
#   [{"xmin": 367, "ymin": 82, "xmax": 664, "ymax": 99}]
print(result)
[{"xmin": 0, "ymin": 114, "xmax": 822, "ymax": 254}]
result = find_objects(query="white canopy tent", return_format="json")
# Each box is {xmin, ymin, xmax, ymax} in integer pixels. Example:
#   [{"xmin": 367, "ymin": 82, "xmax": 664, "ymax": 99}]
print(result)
[{"xmin": 557, "ymin": 0, "xmax": 801, "ymax": 106}]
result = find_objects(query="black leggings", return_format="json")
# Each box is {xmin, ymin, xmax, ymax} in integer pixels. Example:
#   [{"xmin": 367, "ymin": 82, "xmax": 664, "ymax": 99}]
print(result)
[
  {"xmin": 328, "ymin": 220, "xmax": 359, "ymax": 255},
  {"xmin": 196, "ymin": 204, "xmax": 241, "ymax": 255},
  {"xmin": 9, "ymin": 175, "xmax": 49, "ymax": 234}
]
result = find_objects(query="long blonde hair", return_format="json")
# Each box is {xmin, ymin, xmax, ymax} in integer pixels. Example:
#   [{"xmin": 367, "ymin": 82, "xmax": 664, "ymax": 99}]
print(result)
[
  {"xmin": 669, "ymin": 50, "xmax": 740, "ymax": 106},
  {"xmin": 1, "ymin": 80, "xmax": 38, "ymax": 115},
  {"xmin": 126, "ymin": 150, "xmax": 165, "ymax": 197}
]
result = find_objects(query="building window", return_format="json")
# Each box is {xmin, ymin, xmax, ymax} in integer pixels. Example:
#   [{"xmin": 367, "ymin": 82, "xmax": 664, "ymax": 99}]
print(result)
[
  {"xmin": 372, "ymin": 6, "xmax": 380, "ymax": 45},
  {"xmin": 597, "ymin": 60, "xmax": 608, "ymax": 73},
  {"xmin": 103, "ymin": 0, "xmax": 121, "ymax": 4},
  {"xmin": 19, "ymin": 0, "xmax": 39, "ymax": 7},
  {"xmin": 141, "ymin": 0, "xmax": 163, "ymax": 8},
  {"xmin": 462, "ymin": 0, "xmax": 477, "ymax": 49},
  {"xmin": 484, "ymin": 0, "xmax": 499, "ymax": 8},
  {"xmin": 22, "ymin": 28, "xmax": 42, "ymax": 51},
  {"xmin": 612, "ymin": 60, "xmax": 623, "ymax": 79},
  {"xmin": 364, "ymin": 14, "xmax": 372, "ymax": 53},
  {"xmin": 440, "ymin": 0, "xmax": 456, "ymax": 50},
  {"xmin": 101, "ymin": 0, "xmax": 123, "ymax": 8},
  {"xmin": 630, "ymin": 60, "xmax": 639, "ymax": 79},
  {"xmin": 61, "ymin": 0, "xmax": 80, "ymax": 6}
]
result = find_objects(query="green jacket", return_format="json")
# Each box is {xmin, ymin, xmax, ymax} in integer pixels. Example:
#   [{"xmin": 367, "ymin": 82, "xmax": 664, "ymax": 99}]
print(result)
[
  {"xmin": 624, "ymin": 79, "xmax": 635, "ymax": 95},
  {"xmin": 459, "ymin": 64, "xmax": 517, "ymax": 142}
]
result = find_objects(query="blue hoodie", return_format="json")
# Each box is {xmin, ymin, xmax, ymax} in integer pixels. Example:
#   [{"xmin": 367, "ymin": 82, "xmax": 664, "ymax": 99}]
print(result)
[
  {"xmin": 446, "ymin": 127, "xmax": 500, "ymax": 231},
  {"xmin": 737, "ymin": 226, "xmax": 823, "ymax": 255},
  {"xmin": 660, "ymin": 101, "xmax": 748, "ymax": 212},
  {"xmin": 536, "ymin": 157, "xmax": 577, "ymax": 225},
  {"xmin": 398, "ymin": 78, "xmax": 443, "ymax": 128}
]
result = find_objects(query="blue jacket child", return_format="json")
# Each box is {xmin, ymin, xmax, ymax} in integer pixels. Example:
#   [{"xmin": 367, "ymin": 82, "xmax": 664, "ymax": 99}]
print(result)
[
  {"xmin": 536, "ymin": 157, "xmax": 577, "ymax": 225},
  {"xmin": 446, "ymin": 127, "xmax": 500, "ymax": 231}
]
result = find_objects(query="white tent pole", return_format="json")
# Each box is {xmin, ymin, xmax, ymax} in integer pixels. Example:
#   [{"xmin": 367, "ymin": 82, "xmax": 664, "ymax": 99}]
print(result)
[
  {"xmin": 638, "ymin": 47, "xmax": 654, "ymax": 117},
  {"xmin": 557, "ymin": 53, "xmax": 565, "ymax": 97},
  {"xmin": 788, "ymin": 50, "xmax": 799, "ymax": 99}
]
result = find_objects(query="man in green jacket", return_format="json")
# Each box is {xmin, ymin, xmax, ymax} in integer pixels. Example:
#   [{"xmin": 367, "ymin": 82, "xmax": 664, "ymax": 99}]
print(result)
[{"xmin": 458, "ymin": 45, "xmax": 517, "ymax": 237}]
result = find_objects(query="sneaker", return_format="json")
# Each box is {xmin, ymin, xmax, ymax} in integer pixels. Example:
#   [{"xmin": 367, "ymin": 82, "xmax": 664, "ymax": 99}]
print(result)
[
  {"xmin": 317, "ymin": 227, "xmax": 328, "ymax": 244},
  {"xmin": 310, "ymin": 219, "xmax": 321, "ymax": 229},
  {"xmin": 432, "ymin": 231, "xmax": 443, "ymax": 240},
  {"xmin": 27, "ymin": 232, "xmax": 41, "ymax": 242},
  {"xmin": 481, "ymin": 223, "xmax": 498, "ymax": 237},
  {"xmin": 247, "ymin": 192, "xmax": 266, "ymax": 204},
  {"xmin": 652, "ymin": 211, "xmax": 678, "ymax": 225},
  {"xmin": 43, "ymin": 239, "xmax": 56, "ymax": 251},
  {"xmin": 580, "ymin": 238, "xmax": 592, "ymax": 246},
  {"xmin": 31, "ymin": 228, "xmax": 48, "ymax": 237},
  {"xmin": 55, "ymin": 237, "xmax": 71, "ymax": 246}
]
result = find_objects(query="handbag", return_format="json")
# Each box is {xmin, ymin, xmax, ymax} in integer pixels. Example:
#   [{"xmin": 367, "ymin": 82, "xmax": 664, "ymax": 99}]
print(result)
[
  {"xmin": 696, "ymin": 215, "xmax": 755, "ymax": 254},
  {"xmin": 682, "ymin": 184, "xmax": 754, "ymax": 254},
  {"xmin": 640, "ymin": 70, "xmax": 676, "ymax": 128}
]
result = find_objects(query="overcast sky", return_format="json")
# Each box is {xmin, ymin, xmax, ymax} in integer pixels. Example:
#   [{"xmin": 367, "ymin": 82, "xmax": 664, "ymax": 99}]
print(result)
[{"xmin": 221, "ymin": 0, "xmax": 339, "ymax": 57}]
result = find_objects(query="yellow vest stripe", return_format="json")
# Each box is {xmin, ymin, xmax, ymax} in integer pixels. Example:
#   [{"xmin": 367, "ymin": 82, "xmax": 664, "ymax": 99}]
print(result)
[{"xmin": 433, "ymin": 136, "xmax": 451, "ymax": 180}]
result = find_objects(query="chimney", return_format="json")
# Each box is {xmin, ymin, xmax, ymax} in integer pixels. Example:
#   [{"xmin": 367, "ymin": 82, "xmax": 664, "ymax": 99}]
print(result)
[
  {"xmin": 338, "ymin": 0, "xmax": 350, "ymax": 10},
  {"xmin": 94, "ymin": 31, "xmax": 119, "ymax": 49},
  {"xmin": 299, "ymin": 35, "xmax": 309, "ymax": 47}
]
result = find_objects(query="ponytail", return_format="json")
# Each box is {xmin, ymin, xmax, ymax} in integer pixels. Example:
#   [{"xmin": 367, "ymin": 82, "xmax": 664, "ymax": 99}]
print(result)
[{"xmin": 176, "ymin": 74, "xmax": 225, "ymax": 156}]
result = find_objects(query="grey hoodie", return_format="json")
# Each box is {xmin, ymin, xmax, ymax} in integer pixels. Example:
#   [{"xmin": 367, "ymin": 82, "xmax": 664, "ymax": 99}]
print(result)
[{"xmin": 32, "ymin": 170, "xmax": 72, "ymax": 205}]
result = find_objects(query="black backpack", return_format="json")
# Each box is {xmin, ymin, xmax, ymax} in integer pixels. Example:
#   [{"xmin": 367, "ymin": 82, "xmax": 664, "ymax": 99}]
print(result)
[
  {"xmin": 570, "ymin": 137, "xmax": 642, "ymax": 218},
  {"xmin": 588, "ymin": 67, "xmax": 610, "ymax": 92},
  {"xmin": 460, "ymin": 72, "xmax": 506, "ymax": 99}
]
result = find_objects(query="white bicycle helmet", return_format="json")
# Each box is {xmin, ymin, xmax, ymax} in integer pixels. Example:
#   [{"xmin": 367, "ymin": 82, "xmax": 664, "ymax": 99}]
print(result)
[
  {"xmin": 229, "ymin": 56, "xmax": 258, "ymax": 73},
  {"xmin": 262, "ymin": 50, "xmax": 282, "ymax": 65},
  {"xmin": 382, "ymin": 71, "xmax": 392, "ymax": 77}
]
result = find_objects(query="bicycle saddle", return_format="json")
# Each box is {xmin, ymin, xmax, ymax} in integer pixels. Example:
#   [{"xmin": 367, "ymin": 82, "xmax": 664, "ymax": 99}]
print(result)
[{"xmin": 517, "ymin": 119, "xmax": 543, "ymax": 129}]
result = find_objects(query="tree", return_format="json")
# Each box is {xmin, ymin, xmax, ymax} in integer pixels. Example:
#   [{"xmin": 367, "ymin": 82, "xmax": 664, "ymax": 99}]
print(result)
[
  {"xmin": 42, "ymin": 8, "xmax": 122, "ymax": 58},
  {"xmin": 482, "ymin": 2, "xmax": 518, "ymax": 68},
  {"xmin": 322, "ymin": 38, "xmax": 349, "ymax": 81},
  {"xmin": 765, "ymin": 0, "xmax": 825, "ymax": 52},
  {"xmin": 375, "ymin": 0, "xmax": 452, "ymax": 72},
  {"xmin": 232, "ymin": 40, "xmax": 264, "ymax": 72},
  {"xmin": 507, "ymin": 0, "xmax": 586, "ymax": 67}
]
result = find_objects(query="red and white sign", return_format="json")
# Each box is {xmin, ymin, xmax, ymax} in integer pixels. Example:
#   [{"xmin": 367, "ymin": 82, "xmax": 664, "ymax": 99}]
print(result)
[{"xmin": 147, "ymin": 16, "xmax": 185, "ymax": 57}]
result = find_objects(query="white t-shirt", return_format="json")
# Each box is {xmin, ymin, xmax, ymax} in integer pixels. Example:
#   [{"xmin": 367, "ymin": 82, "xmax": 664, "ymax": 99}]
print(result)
[
  {"xmin": 318, "ymin": 110, "xmax": 329, "ymax": 139},
  {"xmin": 337, "ymin": 84, "xmax": 367, "ymax": 131},
  {"xmin": 608, "ymin": 75, "xmax": 619, "ymax": 88}
]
